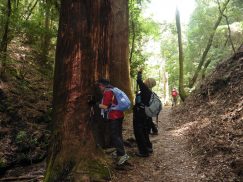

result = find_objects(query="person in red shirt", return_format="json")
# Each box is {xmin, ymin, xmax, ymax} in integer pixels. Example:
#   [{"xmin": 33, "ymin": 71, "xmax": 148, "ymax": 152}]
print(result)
[
  {"xmin": 171, "ymin": 87, "xmax": 178, "ymax": 106},
  {"xmin": 97, "ymin": 79, "xmax": 129, "ymax": 165}
]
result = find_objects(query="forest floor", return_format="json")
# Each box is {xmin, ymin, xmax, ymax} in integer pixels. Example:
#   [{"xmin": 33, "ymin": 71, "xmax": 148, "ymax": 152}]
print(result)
[
  {"xmin": 0, "ymin": 42, "xmax": 242, "ymax": 181},
  {"xmin": 112, "ymin": 107, "xmax": 200, "ymax": 182},
  {"xmin": 113, "ymin": 48, "xmax": 243, "ymax": 182},
  {"xmin": 0, "ymin": 108, "xmax": 201, "ymax": 182}
]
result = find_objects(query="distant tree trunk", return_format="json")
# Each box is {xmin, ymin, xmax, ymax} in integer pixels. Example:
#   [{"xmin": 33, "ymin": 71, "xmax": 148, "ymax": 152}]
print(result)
[
  {"xmin": 41, "ymin": 0, "xmax": 51, "ymax": 65},
  {"xmin": 0, "ymin": 0, "xmax": 11, "ymax": 77},
  {"xmin": 189, "ymin": 0, "xmax": 230, "ymax": 88},
  {"xmin": 25, "ymin": 0, "xmax": 38, "ymax": 21},
  {"xmin": 216, "ymin": 0, "xmax": 235, "ymax": 53},
  {"xmin": 201, "ymin": 58, "xmax": 212, "ymax": 79},
  {"xmin": 110, "ymin": 0, "xmax": 133, "ymax": 100},
  {"xmin": 175, "ymin": 7, "xmax": 187, "ymax": 101},
  {"xmin": 223, "ymin": 15, "xmax": 236, "ymax": 53},
  {"xmin": 129, "ymin": 11, "xmax": 136, "ymax": 64},
  {"xmin": 44, "ymin": 1, "xmax": 112, "ymax": 181}
]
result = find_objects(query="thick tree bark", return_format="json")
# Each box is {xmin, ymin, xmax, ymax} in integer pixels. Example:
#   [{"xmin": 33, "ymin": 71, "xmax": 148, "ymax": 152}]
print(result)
[
  {"xmin": 44, "ymin": 1, "xmax": 112, "ymax": 181},
  {"xmin": 189, "ymin": 0, "xmax": 230, "ymax": 88},
  {"xmin": 110, "ymin": 0, "xmax": 133, "ymax": 100},
  {"xmin": 175, "ymin": 7, "xmax": 187, "ymax": 101},
  {"xmin": 0, "ymin": 0, "xmax": 11, "ymax": 77}
]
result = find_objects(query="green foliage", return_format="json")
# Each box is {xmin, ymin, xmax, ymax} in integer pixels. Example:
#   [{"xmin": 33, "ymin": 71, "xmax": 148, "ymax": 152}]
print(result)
[
  {"xmin": 129, "ymin": 0, "xmax": 161, "ymax": 78},
  {"xmin": 161, "ymin": 23, "xmax": 181, "ymax": 89},
  {"xmin": 0, "ymin": 157, "xmax": 6, "ymax": 169},
  {"xmin": 162, "ymin": 0, "xmax": 243, "ymax": 91},
  {"xmin": 16, "ymin": 130, "xmax": 28, "ymax": 144},
  {"xmin": 186, "ymin": 0, "xmax": 243, "ymax": 78},
  {"xmin": 16, "ymin": 130, "xmax": 38, "ymax": 151},
  {"xmin": 0, "ymin": 0, "xmax": 59, "ymax": 75}
]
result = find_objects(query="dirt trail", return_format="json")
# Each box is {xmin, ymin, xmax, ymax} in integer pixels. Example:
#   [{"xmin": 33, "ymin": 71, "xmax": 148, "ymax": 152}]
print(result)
[{"xmin": 113, "ymin": 107, "xmax": 200, "ymax": 182}]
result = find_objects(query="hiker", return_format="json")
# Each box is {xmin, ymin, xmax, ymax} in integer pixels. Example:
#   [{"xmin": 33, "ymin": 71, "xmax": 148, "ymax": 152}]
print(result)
[
  {"xmin": 148, "ymin": 117, "xmax": 158, "ymax": 135},
  {"xmin": 96, "ymin": 79, "xmax": 130, "ymax": 165},
  {"xmin": 133, "ymin": 69, "xmax": 160, "ymax": 157},
  {"xmin": 171, "ymin": 87, "xmax": 178, "ymax": 106}
]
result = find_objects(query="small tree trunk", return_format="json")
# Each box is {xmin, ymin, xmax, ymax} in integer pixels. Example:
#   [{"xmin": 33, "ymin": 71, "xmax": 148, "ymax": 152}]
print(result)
[
  {"xmin": 25, "ymin": 0, "xmax": 38, "ymax": 21},
  {"xmin": 189, "ymin": 0, "xmax": 230, "ymax": 88},
  {"xmin": 129, "ymin": 14, "xmax": 136, "ymax": 64},
  {"xmin": 110, "ymin": 0, "xmax": 133, "ymax": 100},
  {"xmin": 44, "ymin": 1, "xmax": 112, "ymax": 181},
  {"xmin": 40, "ymin": 0, "xmax": 51, "ymax": 65},
  {"xmin": 0, "ymin": 0, "xmax": 11, "ymax": 77},
  {"xmin": 175, "ymin": 7, "xmax": 187, "ymax": 101},
  {"xmin": 201, "ymin": 58, "xmax": 212, "ymax": 79}
]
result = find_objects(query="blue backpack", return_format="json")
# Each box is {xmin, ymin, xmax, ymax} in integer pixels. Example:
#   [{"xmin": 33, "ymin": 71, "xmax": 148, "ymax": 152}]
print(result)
[{"xmin": 108, "ymin": 87, "xmax": 131, "ymax": 111}]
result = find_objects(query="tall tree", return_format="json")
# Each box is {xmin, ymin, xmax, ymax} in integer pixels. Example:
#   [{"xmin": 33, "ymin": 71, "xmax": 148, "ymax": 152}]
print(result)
[
  {"xmin": 175, "ymin": 7, "xmax": 187, "ymax": 101},
  {"xmin": 0, "ymin": 0, "xmax": 11, "ymax": 77},
  {"xmin": 44, "ymin": 1, "xmax": 112, "ymax": 181},
  {"xmin": 109, "ymin": 0, "xmax": 133, "ymax": 100}
]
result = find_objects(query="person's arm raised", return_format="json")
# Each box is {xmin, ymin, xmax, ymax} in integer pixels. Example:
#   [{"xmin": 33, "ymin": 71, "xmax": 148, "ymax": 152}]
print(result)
[{"xmin": 137, "ymin": 70, "xmax": 152, "ymax": 94}]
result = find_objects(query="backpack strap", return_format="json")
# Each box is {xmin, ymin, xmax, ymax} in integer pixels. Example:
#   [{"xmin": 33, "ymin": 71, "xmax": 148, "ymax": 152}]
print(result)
[{"xmin": 105, "ymin": 87, "xmax": 118, "ymax": 111}]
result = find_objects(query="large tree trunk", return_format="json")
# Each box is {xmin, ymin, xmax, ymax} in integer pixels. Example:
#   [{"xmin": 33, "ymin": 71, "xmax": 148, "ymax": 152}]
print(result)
[
  {"xmin": 0, "ymin": 0, "xmax": 11, "ymax": 77},
  {"xmin": 44, "ymin": 1, "xmax": 112, "ymax": 181},
  {"xmin": 175, "ymin": 7, "xmax": 187, "ymax": 101},
  {"xmin": 110, "ymin": 0, "xmax": 133, "ymax": 100},
  {"xmin": 188, "ymin": 0, "xmax": 230, "ymax": 88}
]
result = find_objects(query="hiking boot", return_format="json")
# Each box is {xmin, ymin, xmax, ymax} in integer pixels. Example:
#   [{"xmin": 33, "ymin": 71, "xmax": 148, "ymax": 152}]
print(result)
[
  {"xmin": 135, "ymin": 152, "xmax": 149, "ymax": 157},
  {"xmin": 118, "ymin": 154, "xmax": 129, "ymax": 165},
  {"xmin": 147, "ymin": 148, "xmax": 153, "ymax": 153},
  {"xmin": 151, "ymin": 132, "xmax": 158, "ymax": 136}
]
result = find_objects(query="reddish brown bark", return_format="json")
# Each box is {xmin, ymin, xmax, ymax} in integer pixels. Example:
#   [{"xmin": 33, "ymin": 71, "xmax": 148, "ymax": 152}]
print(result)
[
  {"xmin": 45, "ymin": 1, "xmax": 111, "ymax": 181},
  {"xmin": 109, "ymin": 0, "xmax": 133, "ymax": 100}
]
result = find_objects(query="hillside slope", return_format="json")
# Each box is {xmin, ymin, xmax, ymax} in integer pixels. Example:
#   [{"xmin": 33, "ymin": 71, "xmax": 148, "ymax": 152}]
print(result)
[
  {"xmin": 0, "ymin": 39, "xmax": 52, "ymax": 176},
  {"xmin": 172, "ymin": 46, "xmax": 243, "ymax": 181}
]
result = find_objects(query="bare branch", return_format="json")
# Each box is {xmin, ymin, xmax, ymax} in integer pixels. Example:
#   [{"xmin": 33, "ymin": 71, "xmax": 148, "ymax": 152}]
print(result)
[{"xmin": 216, "ymin": 0, "xmax": 236, "ymax": 53}]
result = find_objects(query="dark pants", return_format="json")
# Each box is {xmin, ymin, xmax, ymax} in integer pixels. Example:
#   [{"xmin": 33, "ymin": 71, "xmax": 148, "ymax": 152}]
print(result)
[
  {"xmin": 148, "ymin": 117, "xmax": 158, "ymax": 134},
  {"xmin": 109, "ymin": 118, "xmax": 125, "ymax": 156},
  {"xmin": 133, "ymin": 107, "xmax": 152, "ymax": 155}
]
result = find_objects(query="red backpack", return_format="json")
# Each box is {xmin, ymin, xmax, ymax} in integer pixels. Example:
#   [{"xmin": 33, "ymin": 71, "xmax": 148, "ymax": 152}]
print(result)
[{"xmin": 172, "ymin": 91, "xmax": 178, "ymax": 97}]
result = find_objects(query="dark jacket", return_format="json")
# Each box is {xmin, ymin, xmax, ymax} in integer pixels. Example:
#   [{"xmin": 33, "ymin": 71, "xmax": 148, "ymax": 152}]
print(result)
[{"xmin": 136, "ymin": 71, "xmax": 152, "ymax": 106}]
